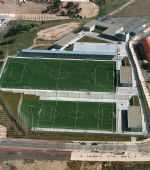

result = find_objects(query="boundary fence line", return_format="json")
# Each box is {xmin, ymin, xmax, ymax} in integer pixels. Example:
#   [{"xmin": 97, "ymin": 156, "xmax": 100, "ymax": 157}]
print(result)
[{"xmin": 0, "ymin": 13, "xmax": 69, "ymax": 21}]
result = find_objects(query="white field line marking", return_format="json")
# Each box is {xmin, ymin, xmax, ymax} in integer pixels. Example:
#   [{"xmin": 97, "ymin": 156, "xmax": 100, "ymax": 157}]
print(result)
[
  {"xmin": 97, "ymin": 103, "xmax": 101, "ymax": 130},
  {"xmin": 75, "ymin": 103, "xmax": 79, "ymax": 129},
  {"xmin": 101, "ymin": 108, "xmax": 104, "ymax": 124},
  {"xmin": 37, "ymin": 102, "xmax": 44, "ymax": 128},
  {"xmin": 0, "ymin": 57, "xmax": 8, "ymax": 79},
  {"xmin": 55, "ymin": 60, "xmax": 63, "ymax": 90},
  {"xmin": 31, "ymin": 105, "xmax": 34, "ymax": 128},
  {"xmin": 19, "ymin": 64, "xmax": 27, "ymax": 83},
  {"xmin": 0, "ymin": 58, "xmax": 10, "ymax": 86},
  {"xmin": 94, "ymin": 65, "xmax": 113, "ymax": 87},
  {"xmin": 2, "ymin": 63, "xmax": 27, "ymax": 84},
  {"xmin": 52, "ymin": 60, "xmax": 63, "ymax": 128},
  {"xmin": 49, "ymin": 107, "xmax": 54, "ymax": 123},
  {"xmin": 102, "ymin": 108, "xmax": 113, "ymax": 125},
  {"xmin": 112, "ymin": 103, "xmax": 115, "ymax": 132},
  {"xmin": 8, "ymin": 67, "xmax": 13, "ymax": 77}
]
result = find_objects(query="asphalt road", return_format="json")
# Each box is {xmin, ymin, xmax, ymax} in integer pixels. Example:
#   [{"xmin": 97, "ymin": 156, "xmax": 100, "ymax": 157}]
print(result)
[
  {"xmin": 0, "ymin": 139, "xmax": 127, "ymax": 152},
  {"xmin": 1, "ymin": 138, "xmax": 150, "ymax": 160},
  {"xmin": 0, "ymin": 138, "xmax": 149, "ymax": 153},
  {"xmin": 0, "ymin": 136, "xmax": 150, "ymax": 162}
]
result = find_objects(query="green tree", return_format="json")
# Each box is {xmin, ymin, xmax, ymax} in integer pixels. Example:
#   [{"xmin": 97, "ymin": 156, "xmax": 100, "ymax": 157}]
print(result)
[{"xmin": 66, "ymin": 2, "xmax": 74, "ymax": 8}]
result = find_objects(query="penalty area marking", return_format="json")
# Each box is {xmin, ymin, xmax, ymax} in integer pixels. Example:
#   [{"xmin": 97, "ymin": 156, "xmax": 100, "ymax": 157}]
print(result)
[
  {"xmin": 91, "ymin": 65, "xmax": 114, "ymax": 87},
  {"xmin": 69, "ymin": 103, "xmax": 84, "ymax": 129},
  {"xmin": 2, "ymin": 62, "xmax": 27, "ymax": 84}
]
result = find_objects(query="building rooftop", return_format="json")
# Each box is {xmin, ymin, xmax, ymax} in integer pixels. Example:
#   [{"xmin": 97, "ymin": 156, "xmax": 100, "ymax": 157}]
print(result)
[
  {"xmin": 128, "ymin": 106, "xmax": 142, "ymax": 129},
  {"xmin": 73, "ymin": 42, "xmax": 117, "ymax": 56},
  {"xmin": 83, "ymin": 20, "xmax": 98, "ymax": 28},
  {"xmin": 19, "ymin": 49, "xmax": 114, "ymax": 60},
  {"xmin": 120, "ymin": 66, "xmax": 132, "ymax": 84},
  {"xmin": 141, "ymin": 37, "xmax": 150, "ymax": 63},
  {"xmin": 102, "ymin": 17, "xmax": 150, "ymax": 33},
  {"xmin": 102, "ymin": 24, "xmax": 123, "ymax": 36},
  {"xmin": 83, "ymin": 19, "xmax": 123, "ymax": 36},
  {"xmin": 54, "ymin": 33, "xmax": 79, "ymax": 47}
]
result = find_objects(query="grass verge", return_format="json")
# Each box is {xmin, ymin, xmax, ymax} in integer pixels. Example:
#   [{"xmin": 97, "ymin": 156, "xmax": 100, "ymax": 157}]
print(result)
[
  {"xmin": 0, "ymin": 20, "xmax": 73, "ymax": 55},
  {"xmin": 77, "ymin": 36, "xmax": 108, "ymax": 43}
]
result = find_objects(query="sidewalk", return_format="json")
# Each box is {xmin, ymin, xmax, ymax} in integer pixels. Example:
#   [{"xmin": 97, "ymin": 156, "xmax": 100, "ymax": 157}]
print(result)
[{"xmin": 71, "ymin": 150, "xmax": 150, "ymax": 161}]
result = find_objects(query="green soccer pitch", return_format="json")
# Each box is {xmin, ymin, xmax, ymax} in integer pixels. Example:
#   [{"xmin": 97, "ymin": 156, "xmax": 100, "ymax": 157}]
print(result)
[
  {"xmin": 0, "ymin": 57, "xmax": 115, "ymax": 92},
  {"xmin": 20, "ymin": 100, "xmax": 116, "ymax": 131}
]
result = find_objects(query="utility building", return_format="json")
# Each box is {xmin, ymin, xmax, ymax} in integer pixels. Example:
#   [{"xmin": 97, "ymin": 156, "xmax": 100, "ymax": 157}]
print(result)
[
  {"xmin": 120, "ymin": 66, "xmax": 132, "ymax": 87},
  {"xmin": 73, "ymin": 42, "xmax": 117, "ymax": 57},
  {"xmin": 128, "ymin": 106, "xmax": 142, "ymax": 132}
]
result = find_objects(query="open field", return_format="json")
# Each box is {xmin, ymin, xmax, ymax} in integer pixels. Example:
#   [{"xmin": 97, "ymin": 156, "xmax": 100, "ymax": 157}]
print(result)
[
  {"xmin": 77, "ymin": 36, "xmax": 108, "ymax": 43},
  {"xmin": 2, "ymin": 161, "xmax": 150, "ymax": 170},
  {"xmin": 20, "ymin": 100, "xmax": 116, "ymax": 131},
  {"xmin": 112, "ymin": 0, "xmax": 150, "ymax": 17},
  {"xmin": 0, "ymin": 0, "xmax": 48, "ymax": 14},
  {"xmin": 37, "ymin": 22, "xmax": 81, "ymax": 41},
  {"xmin": 79, "ymin": 2, "xmax": 99, "ymax": 18},
  {"xmin": 98, "ymin": 0, "xmax": 128, "ymax": 16},
  {"xmin": 0, "ymin": 57, "xmax": 115, "ymax": 92},
  {"xmin": 0, "ymin": 20, "xmax": 73, "ymax": 55},
  {"xmin": 0, "ymin": 92, "xmax": 148, "ymax": 141}
]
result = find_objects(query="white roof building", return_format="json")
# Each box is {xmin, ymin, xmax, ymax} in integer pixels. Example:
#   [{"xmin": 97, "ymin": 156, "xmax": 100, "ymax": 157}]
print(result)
[{"xmin": 73, "ymin": 42, "xmax": 117, "ymax": 56}]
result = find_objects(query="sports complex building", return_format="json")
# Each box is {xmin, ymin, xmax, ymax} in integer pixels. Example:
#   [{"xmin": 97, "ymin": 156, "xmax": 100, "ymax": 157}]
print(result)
[
  {"xmin": 0, "ymin": 49, "xmax": 117, "ymax": 133},
  {"xmin": 0, "ymin": 17, "xmax": 148, "ymax": 135}
]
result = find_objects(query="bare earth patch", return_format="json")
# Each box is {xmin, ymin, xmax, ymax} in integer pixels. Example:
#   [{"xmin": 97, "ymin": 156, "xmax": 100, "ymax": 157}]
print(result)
[
  {"xmin": 37, "ymin": 22, "xmax": 81, "ymax": 41},
  {"xmin": 3, "ymin": 160, "xmax": 67, "ymax": 170},
  {"xmin": 2, "ymin": 161, "xmax": 103, "ymax": 170},
  {"xmin": 0, "ymin": 0, "xmax": 48, "ymax": 14},
  {"xmin": 79, "ymin": 2, "xmax": 99, "ymax": 18}
]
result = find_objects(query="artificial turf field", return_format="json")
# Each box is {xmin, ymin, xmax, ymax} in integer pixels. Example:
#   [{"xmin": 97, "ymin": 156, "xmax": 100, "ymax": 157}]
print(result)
[
  {"xmin": 20, "ymin": 100, "xmax": 116, "ymax": 131},
  {"xmin": 0, "ymin": 57, "xmax": 115, "ymax": 92}
]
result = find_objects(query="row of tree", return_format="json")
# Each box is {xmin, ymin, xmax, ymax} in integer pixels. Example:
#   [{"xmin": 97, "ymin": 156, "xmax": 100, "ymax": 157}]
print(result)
[
  {"xmin": 42, "ymin": 0, "xmax": 61, "ymax": 13},
  {"xmin": 4, "ymin": 23, "xmax": 37, "ymax": 38}
]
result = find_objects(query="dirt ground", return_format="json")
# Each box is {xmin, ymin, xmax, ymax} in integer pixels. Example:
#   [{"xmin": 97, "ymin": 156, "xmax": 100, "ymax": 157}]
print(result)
[
  {"xmin": 79, "ymin": 2, "xmax": 99, "ymax": 18},
  {"xmin": 2, "ymin": 161, "xmax": 150, "ymax": 170},
  {"xmin": 0, "ymin": 0, "xmax": 99, "ymax": 18},
  {"xmin": 36, "ymin": 22, "xmax": 81, "ymax": 41},
  {"xmin": 2, "ymin": 161, "xmax": 102, "ymax": 170},
  {"xmin": 2, "ymin": 160, "xmax": 67, "ymax": 170},
  {"xmin": 112, "ymin": 0, "xmax": 150, "ymax": 17},
  {"xmin": 0, "ymin": 0, "xmax": 48, "ymax": 14}
]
